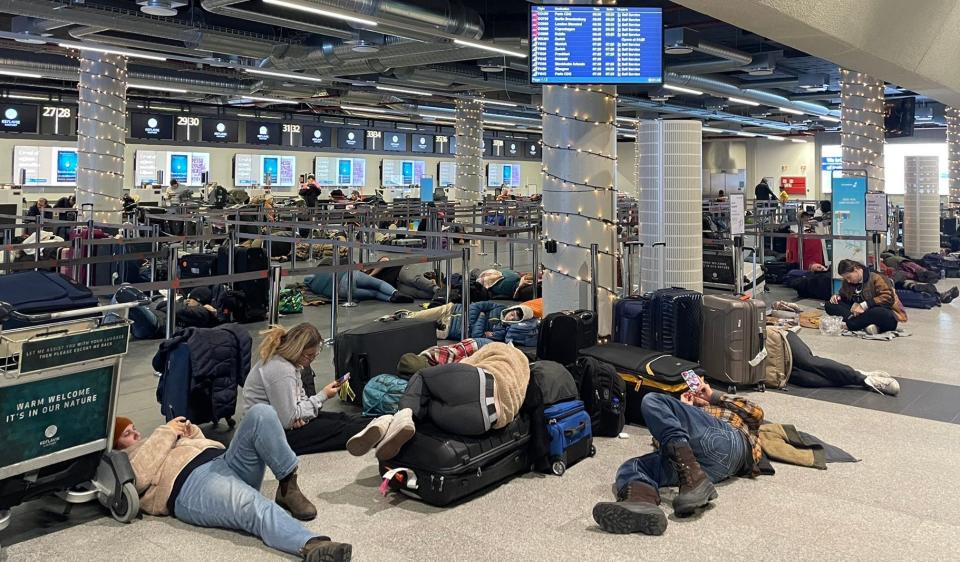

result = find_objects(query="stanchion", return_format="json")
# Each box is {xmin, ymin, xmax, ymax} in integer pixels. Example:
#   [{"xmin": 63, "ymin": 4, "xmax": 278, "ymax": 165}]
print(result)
[
  {"xmin": 590, "ymin": 243, "xmax": 600, "ymax": 314},
  {"xmin": 3, "ymin": 228, "xmax": 11, "ymax": 267},
  {"xmin": 734, "ymin": 235, "xmax": 744, "ymax": 295},
  {"xmin": 508, "ymin": 233, "xmax": 515, "ymax": 270},
  {"xmin": 342, "ymin": 226, "xmax": 357, "ymax": 308},
  {"xmin": 493, "ymin": 234, "xmax": 500, "ymax": 267},
  {"xmin": 268, "ymin": 264, "xmax": 282, "ymax": 325},
  {"xmin": 532, "ymin": 226, "xmax": 540, "ymax": 300},
  {"xmin": 461, "ymin": 246, "xmax": 471, "ymax": 341},
  {"xmin": 33, "ymin": 220, "xmax": 41, "ymax": 264},
  {"xmin": 622, "ymin": 242, "xmax": 632, "ymax": 299},
  {"xmin": 165, "ymin": 245, "xmax": 178, "ymax": 340},
  {"xmin": 328, "ymin": 263, "xmax": 339, "ymax": 346},
  {"xmin": 227, "ymin": 233, "xmax": 236, "ymax": 288}
]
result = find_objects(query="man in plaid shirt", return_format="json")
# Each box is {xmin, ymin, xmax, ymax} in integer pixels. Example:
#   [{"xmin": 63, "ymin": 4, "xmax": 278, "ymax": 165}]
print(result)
[{"xmin": 593, "ymin": 378, "xmax": 764, "ymax": 536}]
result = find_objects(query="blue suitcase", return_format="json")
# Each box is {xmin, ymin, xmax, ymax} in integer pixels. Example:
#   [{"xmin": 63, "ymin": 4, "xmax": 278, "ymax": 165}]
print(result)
[
  {"xmin": 613, "ymin": 295, "xmax": 653, "ymax": 347},
  {"xmin": 650, "ymin": 288, "xmax": 702, "ymax": 362},
  {"xmin": 896, "ymin": 288, "xmax": 939, "ymax": 309},
  {"xmin": 0, "ymin": 271, "xmax": 99, "ymax": 328},
  {"xmin": 544, "ymin": 399, "xmax": 595, "ymax": 476}
]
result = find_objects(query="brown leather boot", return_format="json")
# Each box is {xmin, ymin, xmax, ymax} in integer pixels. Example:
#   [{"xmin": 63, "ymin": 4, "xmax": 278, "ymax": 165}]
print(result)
[
  {"xmin": 592, "ymin": 481, "xmax": 667, "ymax": 535},
  {"xmin": 276, "ymin": 470, "xmax": 318, "ymax": 521},
  {"xmin": 301, "ymin": 536, "xmax": 352, "ymax": 562},
  {"xmin": 666, "ymin": 440, "xmax": 717, "ymax": 517}
]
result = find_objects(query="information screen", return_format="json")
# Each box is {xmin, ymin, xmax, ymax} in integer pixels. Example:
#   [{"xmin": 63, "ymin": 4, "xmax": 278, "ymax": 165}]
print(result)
[
  {"xmin": 382, "ymin": 159, "xmax": 426, "ymax": 187},
  {"xmin": 130, "ymin": 113, "xmax": 174, "ymax": 140},
  {"xmin": 301, "ymin": 125, "xmax": 332, "ymax": 148},
  {"xmin": 338, "ymin": 128, "xmax": 365, "ymax": 150},
  {"xmin": 245, "ymin": 122, "xmax": 282, "ymax": 145},
  {"xmin": 438, "ymin": 162, "xmax": 457, "ymax": 186},
  {"xmin": 202, "ymin": 119, "xmax": 239, "ymax": 143},
  {"xmin": 383, "ymin": 132, "xmax": 407, "ymax": 152},
  {"xmin": 530, "ymin": 6, "xmax": 663, "ymax": 85},
  {"xmin": 315, "ymin": 157, "xmax": 366, "ymax": 186},
  {"xmin": 234, "ymin": 154, "xmax": 296, "ymax": 186},
  {"xmin": 0, "ymin": 103, "xmax": 38, "ymax": 133},
  {"xmin": 488, "ymin": 162, "xmax": 522, "ymax": 187},
  {"xmin": 411, "ymin": 133, "xmax": 435, "ymax": 153}
]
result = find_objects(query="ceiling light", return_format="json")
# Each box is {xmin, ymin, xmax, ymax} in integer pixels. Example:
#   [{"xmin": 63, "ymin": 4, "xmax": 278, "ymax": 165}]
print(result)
[
  {"xmin": 663, "ymin": 84, "xmax": 703, "ymax": 96},
  {"xmin": 481, "ymin": 99, "xmax": 518, "ymax": 107},
  {"xmin": 58, "ymin": 42, "xmax": 167, "ymax": 61},
  {"xmin": 736, "ymin": 131, "xmax": 758, "ymax": 137},
  {"xmin": 791, "ymin": 139, "xmax": 808, "ymax": 143},
  {"xmin": 262, "ymin": 0, "xmax": 378, "ymax": 26},
  {"xmin": 138, "ymin": 0, "xmax": 185, "ymax": 17},
  {"xmin": 244, "ymin": 68, "xmax": 323, "ymax": 83},
  {"xmin": 376, "ymin": 85, "xmax": 434, "ymax": 97},
  {"xmin": 486, "ymin": 120, "xmax": 519, "ymax": 126},
  {"xmin": 727, "ymin": 96, "xmax": 760, "ymax": 107},
  {"xmin": 236, "ymin": 95, "xmax": 299, "ymax": 105},
  {"xmin": 341, "ymin": 104, "xmax": 388, "ymax": 113},
  {"xmin": 6, "ymin": 94, "xmax": 49, "ymax": 101},
  {"xmin": 820, "ymin": 115, "xmax": 841, "ymax": 123},
  {"xmin": 778, "ymin": 107, "xmax": 804, "ymax": 115},
  {"xmin": 617, "ymin": 116, "xmax": 639, "ymax": 124},
  {"xmin": 129, "ymin": 83, "xmax": 188, "ymax": 93},
  {"xmin": 702, "ymin": 126, "xmax": 724, "ymax": 133},
  {"xmin": 144, "ymin": 105, "xmax": 183, "ymax": 112},
  {"xmin": 453, "ymin": 39, "xmax": 527, "ymax": 59},
  {"xmin": 353, "ymin": 112, "xmax": 409, "ymax": 121},
  {"xmin": 765, "ymin": 135, "xmax": 786, "ymax": 141},
  {"xmin": 350, "ymin": 40, "xmax": 380, "ymax": 54},
  {"xmin": 0, "ymin": 70, "xmax": 43, "ymax": 79},
  {"xmin": 665, "ymin": 45, "xmax": 693, "ymax": 55},
  {"xmin": 397, "ymin": 125, "xmax": 418, "ymax": 131},
  {"xmin": 237, "ymin": 113, "xmax": 281, "ymax": 119}
]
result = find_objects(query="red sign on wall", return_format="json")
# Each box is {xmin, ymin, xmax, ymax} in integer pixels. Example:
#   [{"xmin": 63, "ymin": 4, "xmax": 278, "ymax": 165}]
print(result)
[{"xmin": 780, "ymin": 176, "xmax": 807, "ymax": 195}]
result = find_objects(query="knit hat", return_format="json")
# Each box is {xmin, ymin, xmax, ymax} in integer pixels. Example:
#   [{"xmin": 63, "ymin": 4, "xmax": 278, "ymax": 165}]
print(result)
[
  {"xmin": 187, "ymin": 286, "xmax": 213, "ymax": 305},
  {"xmin": 113, "ymin": 416, "xmax": 133, "ymax": 449},
  {"xmin": 397, "ymin": 353, "xmax": 429, "ymax": 378}
]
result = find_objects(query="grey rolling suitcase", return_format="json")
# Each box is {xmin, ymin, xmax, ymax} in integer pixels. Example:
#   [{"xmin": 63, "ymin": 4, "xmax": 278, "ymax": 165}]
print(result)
[{"xmin": 700, "ymin": 294, "xmax": 767, "ymax": 393}]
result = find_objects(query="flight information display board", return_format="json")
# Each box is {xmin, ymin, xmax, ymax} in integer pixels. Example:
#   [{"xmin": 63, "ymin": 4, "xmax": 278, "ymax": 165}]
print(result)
[
  {"xmin": 438, "ymin": 162, "xmax": 457, "ymax": 186},
  {"xmin": 530, "ymin": 6, "xmax": 663, "ymax": 85},
  {"xmin": 487, "ymin": 162, "xmax": 523, "ymax": 187},
  {"xmin": 382, "ymin": 159, "xmax": 426, "ymax": 187}
]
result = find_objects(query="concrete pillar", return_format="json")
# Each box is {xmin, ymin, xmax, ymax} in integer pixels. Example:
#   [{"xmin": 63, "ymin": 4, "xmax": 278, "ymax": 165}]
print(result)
[
  {"xmin": 903, "ymin": 155, "xmax": 940, "ymax": 258},
  {"xmin": 454, "ymin": 97, "xmax": 484, "ymax": 203},
  {"xmin": 77, "ymin": 53, "xmax": 127, "ymax": 223},
  {"xmin": 947, "ymin": 106, "xmax": 960, "ymax": 205},
  {"xmin": 541, "ymin": 84, "xmax": 618, "ymax": 335},
  {"xmin": 636, "ymin": 120, "xmax": 703, "ymax": 292},
  {"xmin": 840, "ymin": 69, "xmax": 885, "ymax": 192}
]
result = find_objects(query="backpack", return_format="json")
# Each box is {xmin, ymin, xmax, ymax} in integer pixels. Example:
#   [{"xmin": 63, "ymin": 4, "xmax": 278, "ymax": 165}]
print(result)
[
  {"xmin": 565, "ymin": 357, "xmax": 625, "ymax": 437},
  {"xmin": 505, "ymin": 319, "xmax": 539, "ymax": 347},
  {"xmin": 764, "ymin": 327, "xmax": 793, "ymax": 389},
  {"xmin": 361, "ymin": 374, "xmax": 409, "ymax": 416},
  {"xmin": 279, "ymin": 288, "xmax": 304, "ymax": 314}
]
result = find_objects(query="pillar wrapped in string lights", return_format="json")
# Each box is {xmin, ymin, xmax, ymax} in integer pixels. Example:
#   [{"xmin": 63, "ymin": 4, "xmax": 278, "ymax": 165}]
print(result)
[
  {"xmin": 903, "ymin": 155, "xmax": 940, "ymax": 257},
  {"xmin": 946, "ymin": 106, "xmax": 960, "ymax": 205},
  {"xmin": 77, "ymin": 53, "xmax": 127, "ymax": 223},
  {"xmin": 540, "ymin": 84, "xmax": 618, "ymax": 335},
  {"xmin": 454, "ymin": 97, "xmax": 484, "ymax": 203},
  {"xmin": 840, "ymin": 69, "xmax": 885, "ymax": 191}
]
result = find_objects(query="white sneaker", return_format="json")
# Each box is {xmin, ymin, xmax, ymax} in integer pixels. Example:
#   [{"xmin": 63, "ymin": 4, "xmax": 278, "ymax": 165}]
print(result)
[
  {"xmin": 346, "ymin": 414, "xmax": 394, "ymax": 456},
  {"xmin": 864, "ymin": 324, "xmax": 880, "ymax": 335},
  {"xmin": 863, "ymin": 372, "xmax": 900, "ymax": 396}
]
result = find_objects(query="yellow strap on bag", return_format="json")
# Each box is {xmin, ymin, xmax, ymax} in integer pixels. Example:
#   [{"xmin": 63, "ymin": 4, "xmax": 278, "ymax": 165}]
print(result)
[
  {"xmin": 618, "ymin": 372, "xmax": 689, "ymax": 394},
  {"xmin": 338, "ymin": 379, "xmax": 356, "ymax": 402}
]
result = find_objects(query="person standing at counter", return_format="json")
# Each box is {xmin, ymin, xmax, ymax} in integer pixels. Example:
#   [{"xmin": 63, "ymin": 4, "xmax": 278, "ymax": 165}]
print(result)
[{"xmin": 299, "ymin": 175, "xmax": 322, "ymax": 208}]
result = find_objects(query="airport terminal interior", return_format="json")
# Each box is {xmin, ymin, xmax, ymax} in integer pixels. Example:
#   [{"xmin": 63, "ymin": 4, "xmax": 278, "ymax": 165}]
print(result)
[{"xmin": 1, "ymin": 0, "xmax": 960, "ymax": 560}]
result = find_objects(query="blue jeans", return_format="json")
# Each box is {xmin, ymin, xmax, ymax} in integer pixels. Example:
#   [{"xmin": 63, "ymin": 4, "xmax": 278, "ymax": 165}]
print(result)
[
  {"xmin": 351, "ymin": 271, "xmax": 397, "ymax": 302},
  {"xmin": 174, "ymin": 404, "xmax": 315, "ymax": 555},
  {"xmin": 614, "ymin": 393, "xmax": 748, "ymax": 493}
]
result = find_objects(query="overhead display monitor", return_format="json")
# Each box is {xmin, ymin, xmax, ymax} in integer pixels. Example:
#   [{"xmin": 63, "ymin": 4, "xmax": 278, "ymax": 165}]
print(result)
[
  {"xmin": 530, "ymin": 5, "xmax": 663, "ymax": 85},
  {"xmin": 314, "ymin": 157, "xmax": 338, "ymax": 186},
  {"xmin": 130, "ymin": 113, "xmax": 174, "ymax": 140},
  {"xmin": 525, "ymin": 141, "xmax": 541, "ymax": 159},
  {"xmin": 0, "ymin": 103, "xmax": 39, "ymax": 133},
  {"xmin": 504, "ymin": 140, "xmax": 522, "ymax": 158},
  {"xmin": 438, "ymin": 161, "xmax": 457, "ymax": 186},
  {"xmin": 884, "ymin": 97, "xmax": 916, "ymax": 138},
  {"xmin": 202, "ymin": 118, "xmax": 239, "ymax": 143},
  {"xmin": 13, "ymin": 145, "xmax": 78, "ymax": 186},
  {"xmin": 302, "ymin": 125, "xmax": 332, "ymax": 148},
  {"xmin": 246, "ymin": 122, "xmax": 282, "ymax": 145},
  {"xmin": 487, "ymin": 162, "xmax": 523, "ymax": 188},
  {"xmin": 383, "ymin": 132, "xmax": 408, "ymax": 152},
  {"xmin": 382, "ymin": 159, "xmax": 427, "ymax": 187},
  {"xmin": 338, "ymin": 128, "xmax": 365, "ymax": 150},
  {"xmin": 411, "ymin": 133, "xmax": 435, "ymax": 153}
]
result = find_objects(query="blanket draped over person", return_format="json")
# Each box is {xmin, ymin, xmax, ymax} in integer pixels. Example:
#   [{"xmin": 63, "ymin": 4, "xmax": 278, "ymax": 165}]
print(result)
[{"xmin": 460, "ymin": 342, "xmax": 530, "ymax": 429}]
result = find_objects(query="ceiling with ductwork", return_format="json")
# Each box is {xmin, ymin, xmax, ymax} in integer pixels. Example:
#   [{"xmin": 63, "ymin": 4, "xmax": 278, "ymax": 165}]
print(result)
[{"xmin": 0, "ymin": 0, "xmax": 946, "ymax": 138}]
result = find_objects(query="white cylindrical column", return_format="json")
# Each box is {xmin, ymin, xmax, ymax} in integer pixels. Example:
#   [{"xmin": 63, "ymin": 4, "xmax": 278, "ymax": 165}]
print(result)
[
  {"xmin": 636, "ymin": 120, "xmax": 703, "ymax": 292},
  {"xmin": 77, "ymin": 53, "xmax": 127, "ymax": 223},
  {"xmin": 840, "ymin": 69, "xmax": 885, "ymax": 192},
  {"xmin": 454, "ymin": 98, "xmax": 484, "ymax": 203},
  {"xmin": 540, "ymin": 84, "xmax": 618, "ymax": 335},
  {"xmin": 947, "ymin": 106, "xmax": 960, "ymax": 205},
  {"xmin": 903, "ymin": 155, "xmax": 940, "ymax": 258}
]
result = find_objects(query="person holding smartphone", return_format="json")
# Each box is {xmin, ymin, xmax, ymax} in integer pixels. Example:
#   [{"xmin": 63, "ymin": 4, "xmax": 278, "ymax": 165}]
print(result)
[
  {"xmin": 592, "ymin": 378, "xmax": 764, "ymax": 536},
  {"xmin": 826, "ymin": 259, "xmax": 902, "ymax": 334},
  {"xmin": 242, "ymin": 323, "xmax": 371, "ymax": 456},
  {"xmin": 113, "ymin": 408, "xmax": 351, "ymax": 561}
]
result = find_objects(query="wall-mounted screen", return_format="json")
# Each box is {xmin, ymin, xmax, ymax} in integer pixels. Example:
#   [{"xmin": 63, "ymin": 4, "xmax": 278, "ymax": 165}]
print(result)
[
  {"xmin": 411, "ymin": 133, "xmax": 435, "ymax": 153},
  {"xmin": 0, "ymin": 103, "xmax": 39, "ymax": 133},
  {"xmin": 382, "ymin": 159, "xmax": 426, "ymax": 187},
  {"xmin": 438, "ymin": 161, "xmax": 457, "ymax": 186},
  {"xmin": 234, "ymin": 154, "xmax": 296, "ymax": 186},
  {"xmin": 530, "ymin": 5, "xmax": 663, "ymax": 85},
  {"xmin": 134, "ymin": 150, "xmax": 210, "ymax": 186},
  {"xmin": 315, "ymin": 157, "xmax": 366, "ymax": 186},
  {"xmin": 302, "ymin": 125, "xmax": 332, "ymax": 148},
  {"xmin": 504, "ymin": 140, "xmax": 523, "ymax": 158},
  {"xmin": 884, "ymin": 97, "xmax": 916, "ymax": 138},
  {"xmin": 487, "ymin": 162, "xmax": 523, "ymax": 187},
  {"xmin": 13, "ymin": 145, "xmax": 78, "ymax": 186},
  {"xmin": 525, "ymin": 141, "xmax": 541, "ymax": 159},
  {"xmin": 338, "ymin": 128, "xmax": 365, "ymax": 150},
  {"xmin": 383, "ymin": 132, "xmax": 407, "ymax": 152},
  {"xmin": 201, "ymin": 118, "xmax": 239, "ymax": 143},
  {"xmin": 246, "ymin": 122, "xmax": 282, "ymax": 145},
  {"xmin": 130, "ymin": 113, "xmax": 174, "ymax": 140}
]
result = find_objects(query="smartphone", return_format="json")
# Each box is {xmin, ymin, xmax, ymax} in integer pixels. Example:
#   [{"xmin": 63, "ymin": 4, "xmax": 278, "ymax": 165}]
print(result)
[
  {"xmin": 681, "ymin": 370, "xmax": 701, "ymax": 393},
  {"xmin": 336, "ymin": 372, "xmax": 351, "ymax": 385}
]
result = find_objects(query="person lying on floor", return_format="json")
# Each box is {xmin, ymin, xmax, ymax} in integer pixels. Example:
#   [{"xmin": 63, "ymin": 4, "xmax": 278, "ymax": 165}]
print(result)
[
  {"xmin": 364, "ymin": 256, "xmax": 442, "ymax": 300},
  {"xmin": 112, "ymin": 409, "xmax": 351, "ymax": 562},
  {"xmin": 306, "ymin": 256, "xmax": 413, "ymax": 303},
  {"xmin": 345, "ymin": 342, "xmax": 530, "ymax": 460},
  {"xmin": 592, "ymin": 380, "xmax": 763, "ymax": 536},
  {"xmin": 826, "ymin": 259, "xmax": 903, "ymax": 334},
  {"xmin": 398, "ymin": 301, "xmax": 536, "ymax": 341},
  {"xmin": 242, "ymin": 323, "xmax": 370, "ymax": 456},
  {"xmin": 894, "ymin": 278, "xmax": 958, "ymax": 305},
  {"xmin": 782, "ymin": 330, "xmax": 900, "ymax": 395}
]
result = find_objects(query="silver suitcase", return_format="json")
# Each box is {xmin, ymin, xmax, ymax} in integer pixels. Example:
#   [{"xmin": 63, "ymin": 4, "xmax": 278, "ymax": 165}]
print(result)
[{"xmin": 700, "ymin": 294, "xmax": 767, "ymax": 392}]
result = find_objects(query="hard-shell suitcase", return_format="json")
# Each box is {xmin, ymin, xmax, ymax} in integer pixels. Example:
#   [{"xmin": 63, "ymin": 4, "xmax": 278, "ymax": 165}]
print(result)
[
  {"xmin": 544, "ymin": 400, "xmax": 595, "ymax": 476},
  {"xmin": 700, "ymin": 294, "xmax": 767, "ymax": 392},
  {"xmin": 580, "ymin": 343, "xmax": 698, "ymax": 426},
  {"xmin": 0, "ymin": 271, "xmax": 100, "ymax": 328},
  {"xmin": 650, "ymin": 288, "xmax": 702, "ymax": 362},
  {"xmin": 537, "ymin": 310, "xmax": 598, "ymax": 364},
  {"xmin": 378, "ymin": 416, "xmax": 530, "ymax": 507},
  {"xmin": 612, "ymin": 295, "xmax": 653, "ymax": 348},
  {"xmin": 334, "ymin": 317, "xmax": 437, "ymax": 405},
  {"xmin": 179, "ymin": 253, "xmax": 219, "ymax": 280}
]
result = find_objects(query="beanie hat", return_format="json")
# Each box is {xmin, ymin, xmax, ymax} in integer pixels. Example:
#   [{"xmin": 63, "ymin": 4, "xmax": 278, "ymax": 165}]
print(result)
[
  {"xmin": 187, "ymin": 286, "xmax": 213, "ymax": 305},
  {"xmin": 397, "ymin": 353, "xmax": 429, "ymax": 378},
  {"xmin": 113, "ymin": 416, "xmax": 133, "ymax": 449}
]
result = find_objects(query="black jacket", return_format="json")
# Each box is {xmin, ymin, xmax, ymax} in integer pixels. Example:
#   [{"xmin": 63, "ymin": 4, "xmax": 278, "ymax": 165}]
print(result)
[
  {"xmin": 299, "ymin": 182, "xmax": 322, "ymax": 207},
  {"xmin": 755, "ymin": 182, "xmax": 776, "ymax": 201}
]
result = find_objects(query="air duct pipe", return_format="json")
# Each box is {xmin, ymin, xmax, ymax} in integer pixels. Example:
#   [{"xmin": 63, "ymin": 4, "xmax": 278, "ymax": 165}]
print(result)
[
  {"xmin": 296, "ymin": 0, "xmax": 484, "ymax": 40},
  {"xmin": 665, "ymin": 72, "xmax": 837, "ymax": 117},
  {"xmin": 201, "ymin": 0, "xmax": 354, "ymax": 40}
]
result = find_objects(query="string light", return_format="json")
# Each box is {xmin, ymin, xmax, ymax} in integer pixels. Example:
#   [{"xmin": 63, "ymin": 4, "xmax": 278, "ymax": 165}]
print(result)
[
  {"xmin": 454, "ymin": 96, "xmax": 485, "ymax": 203},
  {"xmin": 840, "ymin": 69, "xmax": 885, "ymax": 191},
  {"xmin": 946, "ymin": 107, "xmax": 960, "ymax": 205}
]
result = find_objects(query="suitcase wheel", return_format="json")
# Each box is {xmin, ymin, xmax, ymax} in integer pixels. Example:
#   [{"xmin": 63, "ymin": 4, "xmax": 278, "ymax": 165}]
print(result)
[
  {"xmin": 589, "ymin": 445, "xmax": 597, "ymax": 457},
  {"xmin": 757, "ymin": 382, "xmax": 766, "ymax": 393},
  {"xmin": 551, "ymin": 460, "xmax": 566, "ymax": 476},
  {"xmin": 727, "ymin": 385, "xmax": 738, "ymax": 394}
]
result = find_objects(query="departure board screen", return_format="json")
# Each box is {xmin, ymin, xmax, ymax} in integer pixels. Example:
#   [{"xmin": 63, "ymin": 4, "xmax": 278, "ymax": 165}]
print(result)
[{"xmin": 530, "ymin": 6, "xmax": 663, "ymax": 85}]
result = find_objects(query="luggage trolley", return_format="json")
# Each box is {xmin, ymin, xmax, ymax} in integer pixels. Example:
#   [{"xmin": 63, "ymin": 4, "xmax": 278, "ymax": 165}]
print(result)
[{"xmin": 0, "ymin": 300, "xmax": 146, "ymax": 532}]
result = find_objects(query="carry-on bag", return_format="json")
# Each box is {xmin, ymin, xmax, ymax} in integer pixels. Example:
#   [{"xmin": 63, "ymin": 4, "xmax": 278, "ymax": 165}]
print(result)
[
  {"xmin": 579, "ymin": 343, "xmax": 698, "ymax": 426},
  {"xmin": 648, "ymin": 288, "xmax": 702, "ymax": 362},
  {"xmin": 378, "ymin": 415, "xmax": 530, "ymax": 507},
  {"xmin": 334, "ymin": 317, "xmax": 436, "ymax": 405},
  {"xmin": 896, "ymin": 288, "xmax": 939, "ymax": 309},
  {"xmin": 543, "ymin": 400, "xmax": 595, "ymax": 476},
  {"xmin": 218, "ymin": 246, "xmax": 269, "ymax": 322},
  {"xmin": 700, "ymin": 294, "xmax": 767, "ymax": 392},
  {"xmin": 565, "ymin": 356, "xmax": 625, "ymax": 437},
  {"xmin": 178, "ymin": 253, "xmax": 219, "ymax": 281},
  {"xmin": 0, "ymin": 271, "xmax": 100, "ymax": 328},
  {"xmin": 537, "ymin": 309, "xmax": 598, "ymax": 364},
  {"xmin": 361, "ymin": 374, "xmax": 409, "ymax": 417},
  {"xmin": 612, "ymin": 295, "xmax": 653, "ymax": 348}
]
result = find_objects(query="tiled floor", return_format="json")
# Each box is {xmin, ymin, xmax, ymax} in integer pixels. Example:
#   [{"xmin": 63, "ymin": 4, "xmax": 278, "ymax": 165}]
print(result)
[{"xmin": 3, "ymin": 246, "xmax": 960, "ymax": 561}]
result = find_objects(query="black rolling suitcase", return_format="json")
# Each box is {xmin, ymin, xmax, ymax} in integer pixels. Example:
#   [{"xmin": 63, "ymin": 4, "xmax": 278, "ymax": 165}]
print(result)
[
  {"xmin": 537, "ymin": 310, "xmax": 598, "ymax": 364},
  {"xmin": 378, "ymin": 416, "xmax": 530, "ymax": 506},
  {"xmin": 649, "ymin": 288, "xmax": 702, "ymax": 362},
  {"xmin": 764, "ymin": 261, "xmax": 800, "ymax": 285},
  {"xmin": 0, "ymin": 271, "xmax": 100, "ymax": 328},
  {"xmin": 334, "ymin": 317, "xmax": 436, "ymax": 405},
  {"xmin": 218, "ymin": 246, "xmax": 269, "ymax": 322},
  {"xmin": 580, "ymin": 343, "xmax": 700, "ymax": 426},
  {"xmin": 179, "ymin": 253, "xmax": 219, "ymax": 280}
]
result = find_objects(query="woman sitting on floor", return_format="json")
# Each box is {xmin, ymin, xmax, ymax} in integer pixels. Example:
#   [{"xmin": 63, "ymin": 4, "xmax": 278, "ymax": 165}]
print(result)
[
  {"xmin": 826, "ymin": 259, "xmax": 904, "ymax": 334},
  {"xmin": 242, "ymin": 323, "xmax": 370, "ymax": 455},
  {"xmin": 114, "ymin": 408, "xmax": 351, "ymax": 561}
]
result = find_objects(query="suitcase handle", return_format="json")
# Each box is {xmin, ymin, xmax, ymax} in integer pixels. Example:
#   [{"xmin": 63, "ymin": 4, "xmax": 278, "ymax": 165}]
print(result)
[{"xmin": 563, "ymin": 421, "xmax": 587, "ymax": 437}]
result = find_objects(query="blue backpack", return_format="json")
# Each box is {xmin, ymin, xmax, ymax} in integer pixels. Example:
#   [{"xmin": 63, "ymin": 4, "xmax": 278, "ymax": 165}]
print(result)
[
  {"xmin": 505, "ymin": 319, "xmax": 539, "ymax": 347},
  {"xmin": 362, "ymin": 374, "xmax": 409, "ymax": 417}
]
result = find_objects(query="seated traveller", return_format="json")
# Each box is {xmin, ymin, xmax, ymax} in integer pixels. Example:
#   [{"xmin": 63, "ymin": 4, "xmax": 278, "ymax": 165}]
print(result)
[
  {"xmin": 113, "ymin": 408, "xmax": 352, "ymax": 561},
  {"xmin": 242, "ymin": 323, "xmax": 370, "ymax": 455},
  {"xmin": 306, "ymin": 256, "xmax": 413, "ymax": 303},
  {"xmin": 826, "ymin": 259, "xmax": 902, "ymax": 334},
  {"xmin": 592, "ymin": 380, "xmax": 763, "ymax": 536}
]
